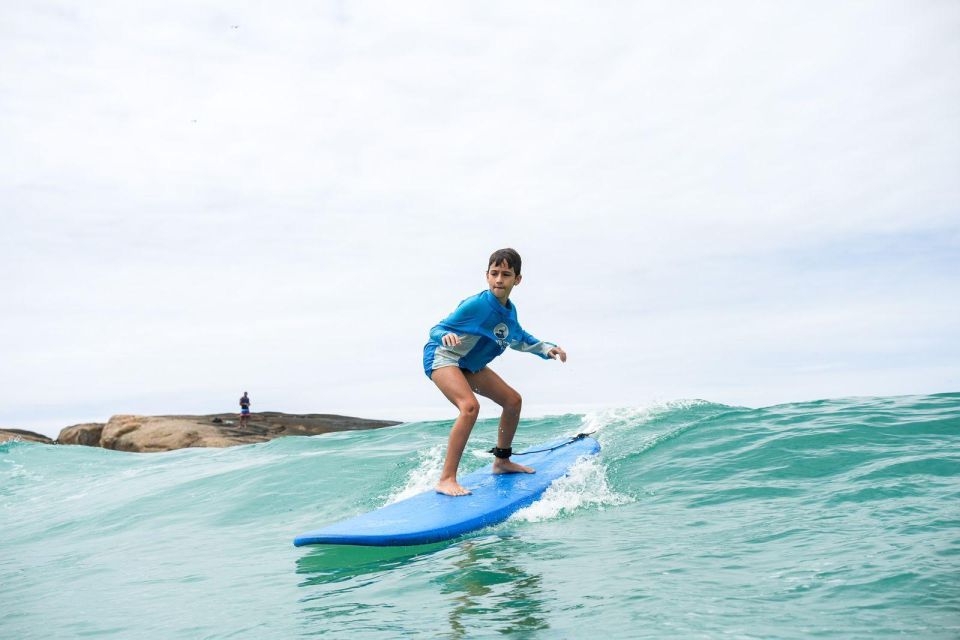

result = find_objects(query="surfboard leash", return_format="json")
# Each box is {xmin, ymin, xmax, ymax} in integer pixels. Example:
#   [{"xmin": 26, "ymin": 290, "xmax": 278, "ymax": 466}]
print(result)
[{"xmin": 488, "ymin": 431, "xmax": 597, "ymax": 457}]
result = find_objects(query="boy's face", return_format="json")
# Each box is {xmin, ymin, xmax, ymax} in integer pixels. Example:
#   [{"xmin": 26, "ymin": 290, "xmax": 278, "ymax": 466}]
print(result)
[{"xmin": 486, "ymin": 261, "xmax": 521, "ymax": 304}]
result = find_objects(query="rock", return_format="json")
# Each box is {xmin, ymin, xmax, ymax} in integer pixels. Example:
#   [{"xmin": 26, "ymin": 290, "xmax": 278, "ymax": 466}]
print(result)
[
  {"xmin": 58, "ymin": 423, "xmax": 105, "ymax": 446},
  {"xmin": 0, "ymin": 429, "xmax": 54, "ymax": 445},
  {"xmin": 65, "ymin": 412, "xmax": 401, "ymax": 453},
  {"xmin": 98, "ymin": 415, "xmax": 268, "ymax": 452}
]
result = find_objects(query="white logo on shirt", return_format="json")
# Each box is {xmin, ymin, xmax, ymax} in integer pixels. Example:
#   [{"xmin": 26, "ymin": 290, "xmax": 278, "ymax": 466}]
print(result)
[{"xmin": 493, "ymin": 323, "xmax": 509, "ymax": 348}]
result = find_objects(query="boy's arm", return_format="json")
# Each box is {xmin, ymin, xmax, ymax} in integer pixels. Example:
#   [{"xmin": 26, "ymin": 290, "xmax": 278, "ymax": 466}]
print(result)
[
  {"xmin": 510, "ymin": 328, "xmax": 557, "ymax": 360},
  {"xmin": 431, "ymin": 295, "xmax": 488, "ymax": 342},
  {"xmin": 429, "ymin": 325, "xmax": 451, "ymax": 343}
]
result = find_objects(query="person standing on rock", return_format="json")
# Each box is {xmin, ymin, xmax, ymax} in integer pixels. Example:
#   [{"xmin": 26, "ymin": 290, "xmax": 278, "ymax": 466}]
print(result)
[{"xmin": 239, "ymin": 391, "xmax": 251, "ymax": 427}]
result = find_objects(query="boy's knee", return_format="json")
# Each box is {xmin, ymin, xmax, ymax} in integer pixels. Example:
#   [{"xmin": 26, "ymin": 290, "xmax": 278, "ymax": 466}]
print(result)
[
  {"xmin": 506, "ymin": 392, "xmax": 522, "ymax": 414},
  {"xmin": 459, "ymin": 400, "xmax": 480, "ymax": 417}
]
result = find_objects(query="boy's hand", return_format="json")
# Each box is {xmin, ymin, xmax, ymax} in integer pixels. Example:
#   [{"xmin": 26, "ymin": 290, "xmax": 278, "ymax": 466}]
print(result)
[
  {"xmin": 442, "ymin": 333, "xmax": 462, "ymax": 347},
  {"xmin": 548, "ymin": 346, "xmax": 567, "ymax": 363}
]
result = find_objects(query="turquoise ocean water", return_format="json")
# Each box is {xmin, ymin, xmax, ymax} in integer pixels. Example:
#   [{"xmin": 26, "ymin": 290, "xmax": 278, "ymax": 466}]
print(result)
[{"xmin": 2, "ymin": 393, "xmax": 958, "ymax": 638}]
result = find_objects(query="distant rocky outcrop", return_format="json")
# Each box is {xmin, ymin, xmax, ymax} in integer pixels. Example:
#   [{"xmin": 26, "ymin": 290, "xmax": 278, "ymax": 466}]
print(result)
[
  {"xmin": 0, "ymin": 429, "xmax": 54, "ymax": 445},
  {"xmin": 55, "ymin": 412, "xmax": 400, "ymax": 453},
  {"xmin": 58, "ymin": 423, "xmax": 105, "ymax": 446}
]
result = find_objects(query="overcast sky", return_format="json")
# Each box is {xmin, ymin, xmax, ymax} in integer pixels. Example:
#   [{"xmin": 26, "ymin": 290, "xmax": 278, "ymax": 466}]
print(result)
[{"xmin": 2, "ymin": 1, "xmax": 958, "ymax": 437}]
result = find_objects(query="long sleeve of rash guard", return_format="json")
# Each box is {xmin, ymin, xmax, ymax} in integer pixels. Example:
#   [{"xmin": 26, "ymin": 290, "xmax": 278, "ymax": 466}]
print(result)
[{"xmin": 510, "ymin": 327, "xmax": 555, "ymax": 359}]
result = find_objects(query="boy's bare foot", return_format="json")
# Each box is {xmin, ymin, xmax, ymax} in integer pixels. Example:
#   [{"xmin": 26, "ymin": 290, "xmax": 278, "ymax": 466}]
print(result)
[
  {"xmin": 492, "ymin": 459, "xmax": 535, "ymax": 474},
  {"xmin": 436, "ymin": 478, "xmax": 472, "ymax": 496}
]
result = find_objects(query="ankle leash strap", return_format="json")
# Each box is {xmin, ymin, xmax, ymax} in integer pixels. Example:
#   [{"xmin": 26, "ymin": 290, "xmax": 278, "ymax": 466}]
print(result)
[{"xmin": 488, "ymin": 432, "xmax": 597, "ymax": 458}]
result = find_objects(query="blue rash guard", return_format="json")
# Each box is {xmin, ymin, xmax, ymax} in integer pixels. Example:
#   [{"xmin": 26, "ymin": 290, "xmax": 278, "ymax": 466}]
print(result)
[{"xmin": 422, "ymin": 290, "xmax": 556, "ymax": 378}]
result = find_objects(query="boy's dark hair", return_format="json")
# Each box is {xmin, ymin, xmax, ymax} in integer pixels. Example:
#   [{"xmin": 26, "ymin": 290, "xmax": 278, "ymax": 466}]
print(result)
[{"xmin": 488, "ymin": 248, "xmax": 522, "ymax": 275}]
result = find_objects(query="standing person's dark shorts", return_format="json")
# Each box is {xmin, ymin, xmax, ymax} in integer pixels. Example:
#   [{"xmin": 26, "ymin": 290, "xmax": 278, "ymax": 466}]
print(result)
[{"xmin": 239, "ymin": 392, "xmax": 251, "ymax": 425}]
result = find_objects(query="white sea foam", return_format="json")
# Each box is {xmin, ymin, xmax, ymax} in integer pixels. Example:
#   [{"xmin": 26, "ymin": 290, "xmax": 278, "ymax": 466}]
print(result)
[
  {"xmin": 580, "ymin": 399, "xmax": 711, "ymax": 436},
  {"xmin": 385, "ymin": 402, "xmax": 706, "ymax": 514},
  {"xmin": 385, "ymin": 444, "xmax": 445, "ymax": 504},
  {"xmin": 510, "ymin": 455, "xmax": 632, "ymax": 523}
]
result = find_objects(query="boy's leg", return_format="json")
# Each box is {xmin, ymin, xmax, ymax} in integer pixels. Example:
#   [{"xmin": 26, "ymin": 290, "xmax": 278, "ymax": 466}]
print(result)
[
  {"xmin": 431, "ymin": 367, "xmax": 481, "ymax": 496},
  {"xmin": 463, "ymin": 367, "xmax": 535, "ymax": 475}
]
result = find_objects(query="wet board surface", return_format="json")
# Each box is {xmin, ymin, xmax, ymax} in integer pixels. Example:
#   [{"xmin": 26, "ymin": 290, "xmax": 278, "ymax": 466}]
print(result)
[{"xmin": 293, "ymin": 435, "xmax": 600, "ymax": 547}]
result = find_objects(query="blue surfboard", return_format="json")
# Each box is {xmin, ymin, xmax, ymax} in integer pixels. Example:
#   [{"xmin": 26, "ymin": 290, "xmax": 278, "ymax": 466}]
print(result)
[{"xmin": 293, "ymin": 434, "xmax": 600, "ymax": 547}]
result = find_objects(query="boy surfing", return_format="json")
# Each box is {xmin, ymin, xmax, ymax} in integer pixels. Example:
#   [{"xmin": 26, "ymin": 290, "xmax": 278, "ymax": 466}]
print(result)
[{"xmin": 422, "ymin": 248, "xmax": 567, "ymax": 496}]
